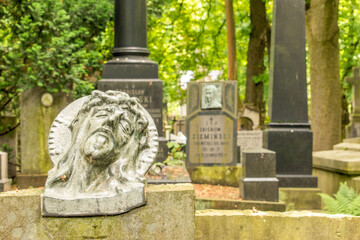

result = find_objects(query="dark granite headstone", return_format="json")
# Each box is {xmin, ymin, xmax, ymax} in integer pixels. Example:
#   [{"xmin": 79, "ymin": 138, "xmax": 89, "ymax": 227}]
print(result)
[
  {"xmin": 239, "ymin": 149, "xmax": 278, "ymax": 202},
  {"xmin": 186, "ymin": 81, "xmax": 237, "ymax": 166},
  {"xmin": 97, "ymin": 0, "xmax": 167, "ymax": 162},
  {"xmin": 346, "ymin": 67, "xmax": 360, "ymax": 138},
  {"xmin": 263, "ymin": 0, "xmax": 317, "ymax": 187}
]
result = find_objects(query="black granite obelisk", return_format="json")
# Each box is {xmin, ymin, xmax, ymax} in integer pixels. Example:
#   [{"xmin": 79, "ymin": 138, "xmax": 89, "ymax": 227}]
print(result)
[
  {"xmin": 98, "ymin": 0, "xmax": 167, "ymax": 161},
  {"xmin": 263, "ymin": 0, "xmax": 317, "ymax": 187}
]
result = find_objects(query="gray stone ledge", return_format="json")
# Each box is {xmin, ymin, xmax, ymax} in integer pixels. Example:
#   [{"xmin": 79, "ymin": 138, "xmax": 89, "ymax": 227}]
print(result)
[
  {"xmin": 333, "ymin": 142, "xmax": 360, "ymax": 151},
  {"xmin": 313, "ymin": 150, "xmax": 360, "ymax": 174}
]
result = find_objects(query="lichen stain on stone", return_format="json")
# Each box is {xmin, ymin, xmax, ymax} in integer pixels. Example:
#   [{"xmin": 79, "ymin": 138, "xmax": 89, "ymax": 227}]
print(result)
[
  {"xmin": 11, "ymin": 227, "xmax": 23, "ymax": 239},
  {"xmin": 7, "ymin": 212, "xmax": 17, "ymax": 225}
]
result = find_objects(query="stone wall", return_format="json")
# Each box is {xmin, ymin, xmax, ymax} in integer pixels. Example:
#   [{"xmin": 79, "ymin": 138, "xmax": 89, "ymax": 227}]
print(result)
[
  {"xmin": 2, "ymin": 183, "xmax": 360, "ymax": 240},
  {"xmin": 0, "ymin": 184, "xmax": 195, "ymax": 240},
  {"xmin": 195, "ymin": 210, "xmax": 360, "ymax": 240}
]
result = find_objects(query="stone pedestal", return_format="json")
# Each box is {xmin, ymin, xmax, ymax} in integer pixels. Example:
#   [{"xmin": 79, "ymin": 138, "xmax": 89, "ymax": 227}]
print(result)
[
  {"xmin": 43, "ymin": 184, "xmax": 145, "ymax": 217},
  {"xmin": 239, "ymin": 149, "xmax": 278, "ymax": 202},
  {"xmin": 0, "ymin": 184, "xmax": 195, "ymax": 239},
  {"xmin": 0, "ymin": 152, "xmax": 11, "ymax": 192},
  {"xmin": 313, "ymin": 144, "xmax": 360, "ymax": 196},
  {"xmin": 264, "ymin": 124, "xmax": 318, "ymax": 187},
  {"xmin": 18, "ymin": 87, "xmax": 72, "ymax": 187}
]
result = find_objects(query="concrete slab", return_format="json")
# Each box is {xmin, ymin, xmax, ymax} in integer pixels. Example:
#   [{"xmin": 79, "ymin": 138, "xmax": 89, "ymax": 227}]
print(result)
[
  {"xmin": 195, "ymin": 210, "xmax": 360, "ymax": 240},
  {"xmin": 333, "ymin": 142, "xmax": 360, "ymax": 151},
  {"xmin": 279, "ymin": 187, "xmax": 321, "ymax": 210},
  {"xmin": 313, "ymin": 150, "xmax": 360, "ymax": 174},
  {"xmin": 0, "ymin": 184, "xmax": 195, "ymax": 240},
  {"xmin": 196, "ymin": 198, "xmax": 286, "ymax": 212}
]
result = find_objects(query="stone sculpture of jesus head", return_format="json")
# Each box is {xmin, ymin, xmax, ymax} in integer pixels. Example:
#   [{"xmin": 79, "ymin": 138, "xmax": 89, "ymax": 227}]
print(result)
[{"xmin": 44, "ymin": 90, "xmax": 158, "ymax": 199}]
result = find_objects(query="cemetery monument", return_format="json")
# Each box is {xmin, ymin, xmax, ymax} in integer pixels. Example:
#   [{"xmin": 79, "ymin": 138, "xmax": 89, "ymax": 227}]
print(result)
[
  {"xmin": 186, "ymin": 81, "xmax": 237, "ymax": 166},
  {"xmin": 42, "ymin": 90, "xmax": 158, "ymax": 216},
  {"xmin": 263, "ymin": 0, "xmax": 317, "ymax": 187},
  {"xmin": 97, "ymin": 0, "xmax": 168, "ymax": 162},
  {"xmin": 18, "ymin": 89, "xmax": 72, "ymax": 187},
  {"xmin": 240, "ymin": 149, "xmax": 278, "ymax": 202}
]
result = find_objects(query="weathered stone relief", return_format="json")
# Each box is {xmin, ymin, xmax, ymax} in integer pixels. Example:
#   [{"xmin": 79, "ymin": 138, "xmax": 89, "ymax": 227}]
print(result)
[{"xmin": 43, "ymin": 90, "xmax": 158, "ymax": 216}]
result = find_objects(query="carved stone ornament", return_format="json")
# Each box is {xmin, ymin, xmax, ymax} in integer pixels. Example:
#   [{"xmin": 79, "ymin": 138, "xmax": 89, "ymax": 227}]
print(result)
[
  {"xmin": 201, "ymin": 83, "xmax": 222, "ymax": 110},
  {"xmin": 42, "ymin": 90, "xmax": 158, "ymax": 216}
]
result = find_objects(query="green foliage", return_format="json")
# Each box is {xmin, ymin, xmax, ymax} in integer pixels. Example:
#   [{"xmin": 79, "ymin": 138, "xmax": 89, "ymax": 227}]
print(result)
[
  {"xmin": 146, "ymin": 0, "xmax": 251, "ymax": 105},
  {"xmin": 164, "ymin": 142, "xmax": 186, "ymax": 166},
  {"xmin": 319, "ymin": 182, "xmax": 360, "ymax": 216},
  {"xmin": 1, "ymin": 0, "xmax": 357, "ymax": 119},
  {"xmin": 0, "ymin": 0, "xmax": 253, "ymax": 111},
  {"xmin": 0, "ymin": 0, "xmax": 113, "ymax": 116},
  {"xmin": 339, "ymin": 0, "xmax": 360, "ymax": 104},
  {"xmin": 0, "ymin": 143, "xmax": 14, "ymax": 162}
]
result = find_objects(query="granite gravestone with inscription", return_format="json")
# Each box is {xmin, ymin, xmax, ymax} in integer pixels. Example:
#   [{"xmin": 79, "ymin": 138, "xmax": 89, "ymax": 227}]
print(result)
[
  {"xmin": 186, "ymin": 81, "xmax": 237, "ymax": 166},
  {"xmin": 97, "ymin": 0, "xmax": 167, "ymax": 162},
  {"xmin": 42, "ymin": 90, "xmax": 158, "ymax": 216},
  {"xmin": 237, "ymin": 131, "xmax": 262, "ymax": 162}
]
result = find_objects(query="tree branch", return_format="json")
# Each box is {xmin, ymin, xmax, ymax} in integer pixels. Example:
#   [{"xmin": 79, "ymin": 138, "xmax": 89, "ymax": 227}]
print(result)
[{"xmin": 0, "ymin": 122, "xmax": 20, "ymax": 136}]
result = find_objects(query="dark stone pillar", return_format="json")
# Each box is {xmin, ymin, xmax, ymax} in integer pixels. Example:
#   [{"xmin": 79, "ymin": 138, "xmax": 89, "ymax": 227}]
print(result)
[
  {"xmin": 263, "ymin": 0, "xmax": 317, "ymax": 187},
  {"xmin": 98, "ymin": 0, "xmax": 166, "ymax": 161}
]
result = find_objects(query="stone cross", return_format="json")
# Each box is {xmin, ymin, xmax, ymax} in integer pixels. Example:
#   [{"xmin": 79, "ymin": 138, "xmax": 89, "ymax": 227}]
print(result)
[{"xmin": 346, "ymin": 67, "xmax": 360, "ymax": 114}]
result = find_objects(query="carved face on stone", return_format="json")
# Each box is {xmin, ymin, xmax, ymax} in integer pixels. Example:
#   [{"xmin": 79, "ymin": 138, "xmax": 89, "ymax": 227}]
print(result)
[
  {"xmin": 65, "ymin": 90, "xmax": 150, "ymax": 169},
  {"xmin": 202, "ymin": 84, "xmax": 222, "ymax": 109},
  {"xmin": 204, "ymin": 86, "xmax": 216, "ymax": 103},
  {"xmin": 44, "ymin": 90, "xmax": 159, "ymax": 215},
  {"xmin": 82, "ymin": 104, "xmax": 136, "ymax": 166}
]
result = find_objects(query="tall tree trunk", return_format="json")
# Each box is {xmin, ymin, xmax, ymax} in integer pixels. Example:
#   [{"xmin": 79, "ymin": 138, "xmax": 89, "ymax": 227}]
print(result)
[
  {"xmin": 306, "ymin": 0, "xmax": 341, "ymax": 151},
  {"xmin": 224, "ymin": 0, "xmax": 237, "ymax": 81},
  {"xmin": 244, "ymin": 0, "xmax": 270, "ymax": 127}
]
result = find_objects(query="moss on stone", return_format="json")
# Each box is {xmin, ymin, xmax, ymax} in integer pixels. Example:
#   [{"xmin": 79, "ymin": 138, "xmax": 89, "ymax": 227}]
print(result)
[
  {"xmin": 279, "ymin": 188, "xmax": 321, "ymax": 210},
  {"xmin": 186, "ymin": 166, "xmax": 242, "ymax": 187},
  {"xmin": 195, "ymin": 210, "xmax": 360, "ymax": 240},
  {"xmin": 0, "ymin": 184, "xmax": 195, "ymax": 240}
]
